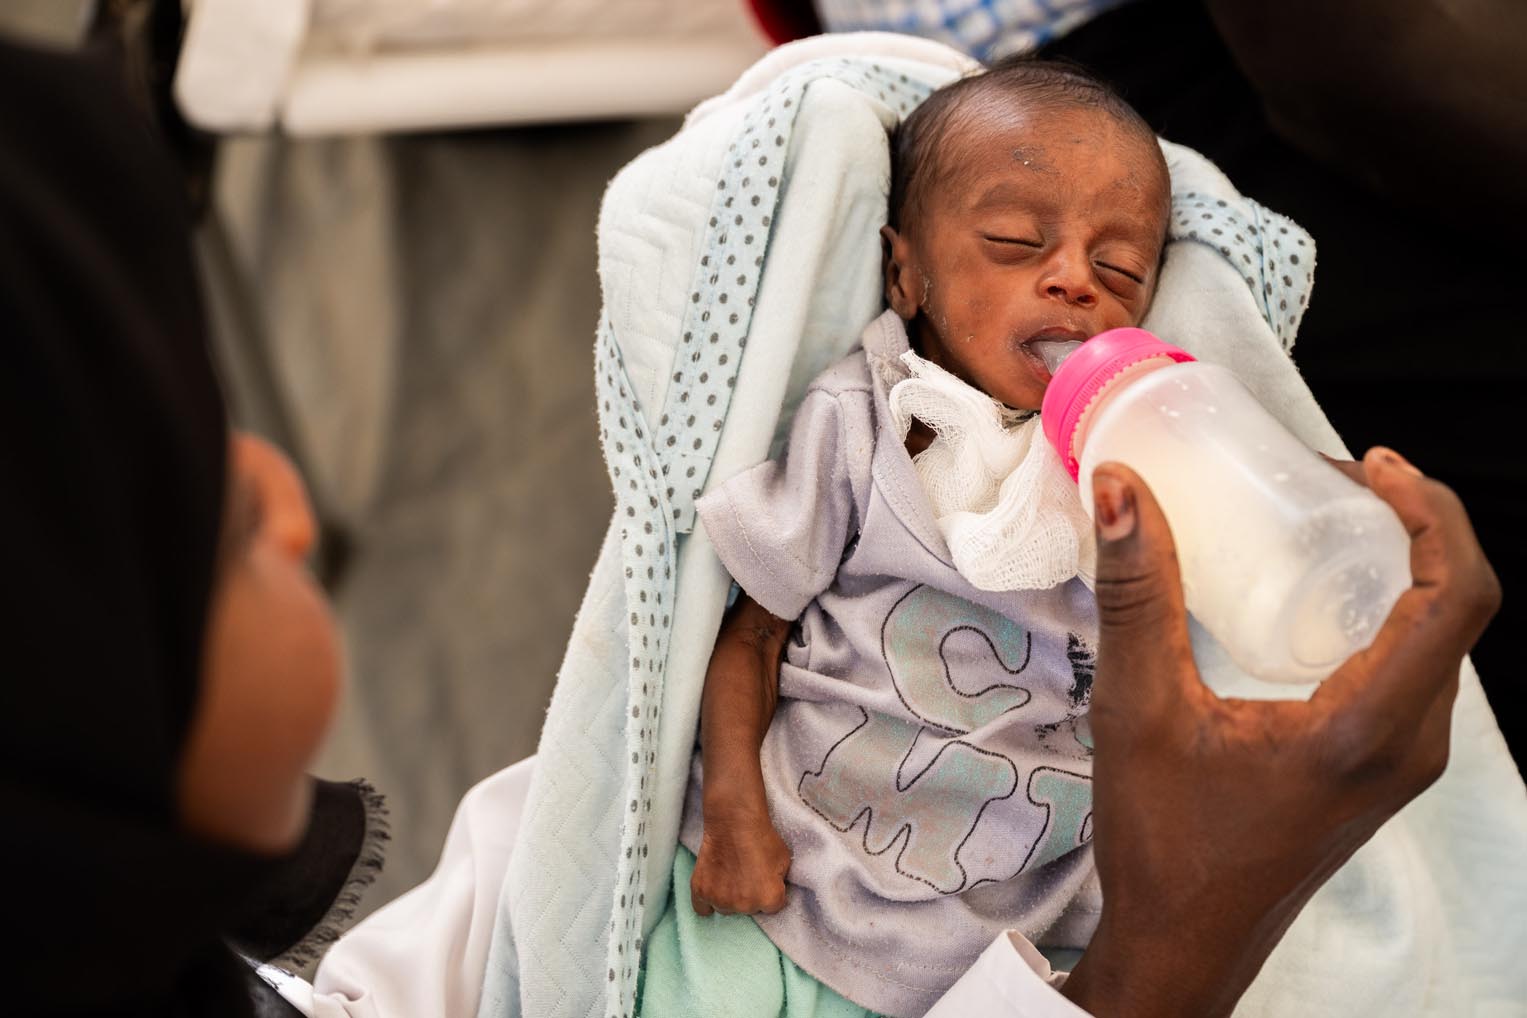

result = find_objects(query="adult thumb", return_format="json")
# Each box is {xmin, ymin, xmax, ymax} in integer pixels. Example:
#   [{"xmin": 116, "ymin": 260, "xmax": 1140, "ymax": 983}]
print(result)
[{"xmin": 1091, "ymin": 463, "xmax": 1197, "ymax": 709}]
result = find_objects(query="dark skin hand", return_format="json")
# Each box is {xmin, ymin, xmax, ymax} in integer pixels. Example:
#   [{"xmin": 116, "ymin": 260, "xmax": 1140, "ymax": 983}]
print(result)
[
  {"xmin": 688, "ymin": 446, "xmax": 1500, "ymax": 1016},
  {"xmin": 1063, "ymin": 447, "xmax": 1500, "ymax": 1016},
  {"xmin": 691, "ymin": 594, "xmax": 793, "ymax": 916}
]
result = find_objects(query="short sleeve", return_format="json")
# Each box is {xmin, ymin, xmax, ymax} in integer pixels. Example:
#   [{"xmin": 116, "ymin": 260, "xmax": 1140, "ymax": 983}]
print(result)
[{"xmin": 695, "ymin": 387, "xmax": 864, "ymax": 620}]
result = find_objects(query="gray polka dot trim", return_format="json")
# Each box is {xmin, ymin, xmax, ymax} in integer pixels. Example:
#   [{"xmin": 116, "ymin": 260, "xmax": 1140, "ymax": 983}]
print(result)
[
  {"xmin": 591, "ymin": 56, "xmax": 936, "ymax": 1018},
  {"xmin": 593, "ymin": 321, "xmax": 670, "ymax": 1018},
  {"xmin": 658, "ymin": 58, "xmax": 934, "ymax": 537},
  {"xmin": 1168, "ymin": 189, "xmax": 1315, "ymax": 353}
]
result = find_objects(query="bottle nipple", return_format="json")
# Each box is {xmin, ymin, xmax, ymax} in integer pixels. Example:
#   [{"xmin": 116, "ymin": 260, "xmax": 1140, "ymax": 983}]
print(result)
[
  {"xmin": 1041, "ymin": 328, "xmax": 1195, "ymax": 481},
  {"xmin": 1034, "ymin": 339, "xmax": 1084, "ymax": 374}
]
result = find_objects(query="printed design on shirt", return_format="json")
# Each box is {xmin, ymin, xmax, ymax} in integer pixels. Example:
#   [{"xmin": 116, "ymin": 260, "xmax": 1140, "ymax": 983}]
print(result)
[
  {"xmin": 795, "ymin": 586, "xmax": 1043, "ymax": 893},
  {"xmin": 880, "ymin": 584, "xmax": 1034, "ymax": 734},
  {"xmin": 1066, "ymin": 632, "xmax": 1095, "ymax": 709},
  {"xmin": 798, "ymin": 708, "xmax": 1018, "ymax": 894},
  {"xmin": 796, "ymin": 589, "xmax": 1100, "ymax": 892},
  {"xmin": 1033, "ymin": 634, "xmax": 1097, "ymax": 756},
  {"xmin": 1015, "ymin": 767, "xmax": 1095, "ymax": 876}
]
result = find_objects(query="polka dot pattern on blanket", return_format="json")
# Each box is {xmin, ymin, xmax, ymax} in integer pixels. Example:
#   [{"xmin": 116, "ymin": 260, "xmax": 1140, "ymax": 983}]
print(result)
[
  {"xmin": 591, "ymin": 61, "xmax": 1317, "ymax": 1018},
  {"xmin": 658, "ymin": 60, "xmax": 935, "ymax": 537},
  {"xmin": 592, "ymin": 57, "xmax": 934, "ymax": 1018},
  {"xmin": 1168, "ymin": 188, "xmax": 1315, "ymax": 352}
]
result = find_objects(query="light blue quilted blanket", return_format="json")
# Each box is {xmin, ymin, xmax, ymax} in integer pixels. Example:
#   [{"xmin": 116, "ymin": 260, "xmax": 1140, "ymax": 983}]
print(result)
[{"xmin": 478, "ymin": 33, "xmax": 1527, "ymax": 1018}]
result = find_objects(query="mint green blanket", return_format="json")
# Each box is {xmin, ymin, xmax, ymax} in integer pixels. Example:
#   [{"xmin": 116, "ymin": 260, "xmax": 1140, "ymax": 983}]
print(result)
[{"xmin": 637, "ymin": 847, "xmax": 879, "ymax": 1018}]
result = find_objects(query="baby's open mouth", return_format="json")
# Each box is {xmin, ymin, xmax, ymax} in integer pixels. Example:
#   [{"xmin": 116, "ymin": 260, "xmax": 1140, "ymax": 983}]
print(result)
[{"xmin": 1021, "ymin": 327, "xmax": 1089, "ymax": 376}]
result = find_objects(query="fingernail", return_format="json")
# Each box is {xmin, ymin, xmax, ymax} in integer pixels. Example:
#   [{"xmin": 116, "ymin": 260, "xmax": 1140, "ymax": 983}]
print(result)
[
  {"xmin": 1094, "ymin": 472, "xmax": 1136, "ymax": 540},
  {"xmin": 1373, "ymin": 446, "xmax": 1423, "ymax": 477}
]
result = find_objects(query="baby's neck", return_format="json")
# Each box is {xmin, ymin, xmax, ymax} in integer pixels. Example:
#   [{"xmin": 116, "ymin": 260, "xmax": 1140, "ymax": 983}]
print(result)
[{"xmin": 904, "ymin": 418, "xmax": 936, "ymax": 459}]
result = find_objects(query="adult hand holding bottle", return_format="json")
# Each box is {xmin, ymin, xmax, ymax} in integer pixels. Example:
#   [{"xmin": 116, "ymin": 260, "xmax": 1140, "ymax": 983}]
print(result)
[{"xmin": 1062, "ymin": 448, "xmax": 1500, "ymax": 1017}]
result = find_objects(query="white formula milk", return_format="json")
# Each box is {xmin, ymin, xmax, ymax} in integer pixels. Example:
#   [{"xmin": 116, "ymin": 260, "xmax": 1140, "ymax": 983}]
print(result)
[{"xmin": 1040, "ymin": 329, "xmax": 1410, "ymax": 683}]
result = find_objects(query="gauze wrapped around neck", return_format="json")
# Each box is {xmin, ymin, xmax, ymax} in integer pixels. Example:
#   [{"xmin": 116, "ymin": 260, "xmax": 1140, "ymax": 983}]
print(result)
[{"xmin": 889, "ymin": 349, "xmax": 1096, "ymax": 591}]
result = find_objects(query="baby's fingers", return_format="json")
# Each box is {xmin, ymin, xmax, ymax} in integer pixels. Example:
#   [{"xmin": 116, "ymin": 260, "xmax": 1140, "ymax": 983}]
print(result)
[
  {"xmin": 689, "ymin": 870, "xmax": 716, "ymax": 916},
  {"xmin": 757, "ymin": 877, "xmax": 788, "ymax": 914},
  {"xmin": 690, "ymin": 869, "xmax": 782, "ymax": 916}
]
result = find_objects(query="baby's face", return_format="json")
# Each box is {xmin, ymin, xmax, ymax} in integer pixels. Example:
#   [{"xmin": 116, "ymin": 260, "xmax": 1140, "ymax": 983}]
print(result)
[{"xmin": 883, "ymin": 105, "xmax": 1169, "ymax": 411}]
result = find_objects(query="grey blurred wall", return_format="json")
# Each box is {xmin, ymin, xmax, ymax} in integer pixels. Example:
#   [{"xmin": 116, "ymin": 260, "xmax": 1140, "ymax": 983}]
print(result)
[
  {"xmin": 208, "ymin": 123, "xmax": 676, "ymax": 910},
  {"xmin": 2, "ymin": 0, "xmax": 670, "ymax": 927}
]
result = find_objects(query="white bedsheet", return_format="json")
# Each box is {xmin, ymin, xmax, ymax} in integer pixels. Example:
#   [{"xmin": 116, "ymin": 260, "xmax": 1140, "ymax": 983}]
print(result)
[{"xmin": 262, "ymin": 758, "xmax": 1089, "ymax": 1017}]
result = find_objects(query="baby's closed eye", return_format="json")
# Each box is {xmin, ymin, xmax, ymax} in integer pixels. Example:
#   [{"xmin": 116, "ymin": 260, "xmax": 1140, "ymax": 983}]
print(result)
[
  {"xmin": 981, "ymin": 234, "xmax": 1044, "ymax": 249},
  {"xmin": 1094, "ymin": 260, "xmax": 1145, "ymax": 285}
]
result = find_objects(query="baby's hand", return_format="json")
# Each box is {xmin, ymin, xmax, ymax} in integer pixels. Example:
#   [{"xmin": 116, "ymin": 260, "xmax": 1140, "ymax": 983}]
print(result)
[{"xmin": 690, "ymin": 808, "xmax": 791, "ymax": 916}]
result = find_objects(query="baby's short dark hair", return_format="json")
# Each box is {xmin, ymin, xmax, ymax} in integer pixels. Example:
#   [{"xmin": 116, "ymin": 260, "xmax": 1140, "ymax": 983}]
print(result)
[{"xmin": 890, "ymin": 57, "xmax": 1163, "ymax": 231}]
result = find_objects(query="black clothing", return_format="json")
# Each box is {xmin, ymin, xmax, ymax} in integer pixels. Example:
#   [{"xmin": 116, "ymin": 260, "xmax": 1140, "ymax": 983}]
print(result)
[
  {"xmin": 0, "ymin": 33, "xmax": 380, "ymax": 1017},
  {"xmin": 1043, "ymin": 0, "xmax": 1524, "ymax": 770}
]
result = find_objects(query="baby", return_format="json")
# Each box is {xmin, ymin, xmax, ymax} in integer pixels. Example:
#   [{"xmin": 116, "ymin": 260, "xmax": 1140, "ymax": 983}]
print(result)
[{"xmin": 679, "ymin": 59, "xmax": 1172, "ymax": 1017}]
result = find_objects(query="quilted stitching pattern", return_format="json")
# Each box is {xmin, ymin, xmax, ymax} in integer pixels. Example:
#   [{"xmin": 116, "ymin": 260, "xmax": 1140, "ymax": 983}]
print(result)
[
  {"xmin": 491, "ymin": 96, "xmax": 745, "ymax": 1018},
  {"xmin": 592, "ymin": 58, "xmax": 933, "ymax": 1018},
  {"xmin": 491, "ymin": 527, "xmax": 632, "ymax": 1018},
  {"xmin": 656, "ymin": 61, "xmax": 933, "ymax": 536},
  {"xmin": 489, "ymin": 38, "xmax": 1527, "ymax": 1018}
]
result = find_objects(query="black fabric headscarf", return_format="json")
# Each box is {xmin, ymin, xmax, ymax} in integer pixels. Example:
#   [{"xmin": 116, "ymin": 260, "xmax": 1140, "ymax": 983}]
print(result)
[{"xmin": 0, "ymin": 34, "xmax": 275, "ymax": 1017}]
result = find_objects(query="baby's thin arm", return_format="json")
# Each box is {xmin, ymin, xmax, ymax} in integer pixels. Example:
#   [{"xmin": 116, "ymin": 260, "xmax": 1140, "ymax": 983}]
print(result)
[
  {"xmin": 699, "ymin": 593, "xmax": 791, "ymax": 821},
  {"xmin": 692, "ymin": 592, "xmax": 794, "ymax": 915}
]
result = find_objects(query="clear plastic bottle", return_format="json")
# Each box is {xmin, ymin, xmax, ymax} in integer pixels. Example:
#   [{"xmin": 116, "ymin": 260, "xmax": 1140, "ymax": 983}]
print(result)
[{"xmin": 1038, "ymin": 328, "xmax": 1411, "ymax": 684}]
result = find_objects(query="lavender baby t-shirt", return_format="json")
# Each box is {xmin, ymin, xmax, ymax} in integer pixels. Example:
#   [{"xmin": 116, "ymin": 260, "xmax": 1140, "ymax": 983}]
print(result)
[{"xmin": 683, "ymin": 311, "xmax": 1103, "ymax": 1018}]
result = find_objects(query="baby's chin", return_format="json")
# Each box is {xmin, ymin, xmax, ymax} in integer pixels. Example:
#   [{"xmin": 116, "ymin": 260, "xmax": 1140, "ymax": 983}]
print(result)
[
  {"xmin": 991, "ymin": 380, "xmax": 1046, "ymax": 415},
  {"xmin": 995, "ymin": 383, "xmax": 1044, "ymax": 413}
]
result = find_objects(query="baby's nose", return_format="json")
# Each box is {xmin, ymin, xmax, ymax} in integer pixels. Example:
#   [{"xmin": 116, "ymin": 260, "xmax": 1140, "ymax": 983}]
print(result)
[
  {"xmin": 1044, "ymin": 279, "xmax": 1098, "ymax": 308},
  {"xmin": 1040, "ymin": 251, "xmax": 1099, "ymax": 308}
]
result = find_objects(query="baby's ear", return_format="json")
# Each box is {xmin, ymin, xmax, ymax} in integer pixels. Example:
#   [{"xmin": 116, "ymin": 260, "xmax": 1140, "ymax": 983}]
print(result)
[{"xmin": 879, "ymin": 225, "xmax": 919, "ymax": 320}]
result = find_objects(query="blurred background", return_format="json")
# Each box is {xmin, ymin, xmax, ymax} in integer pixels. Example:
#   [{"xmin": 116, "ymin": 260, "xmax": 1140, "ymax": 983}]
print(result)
[
  {"xmin": 5, "ymin": 0, "xmax": 750, "ymax": 910},
  {"xmin": 7, "ymin": 0, "xmax": 1522, "ymax": 917}
]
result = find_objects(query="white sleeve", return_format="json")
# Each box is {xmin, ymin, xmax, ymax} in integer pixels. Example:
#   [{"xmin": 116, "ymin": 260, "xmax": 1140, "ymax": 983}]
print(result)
[
  {"xmin": 255, "ymin": 756, "xmax": 536, "ymax": 1018},
  {"xmin": 923, "ymin": 932, "xmax": 1095, "ymax": 1018}
]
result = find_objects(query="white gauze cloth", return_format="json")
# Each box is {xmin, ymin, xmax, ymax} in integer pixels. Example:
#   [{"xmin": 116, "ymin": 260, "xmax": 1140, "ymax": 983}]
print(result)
[{"xmin": 889, "ymin": 347, "xmax": 1096, "ymax": 591}]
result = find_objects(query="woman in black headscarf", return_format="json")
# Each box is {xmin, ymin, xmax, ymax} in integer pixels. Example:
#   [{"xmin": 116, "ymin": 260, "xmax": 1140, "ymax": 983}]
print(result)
[
  {"xmin": 0, "ymin": 16, "xmax": 1503, "ymax": 1018},
  {"xmin": 0, "ymin": 32, "xmax": 384, "ymax": 1018}
]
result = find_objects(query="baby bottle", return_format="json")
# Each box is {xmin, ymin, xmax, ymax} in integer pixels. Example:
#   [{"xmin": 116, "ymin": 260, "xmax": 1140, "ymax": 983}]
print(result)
[{"xmin": 1037, "ymin": 328, "xmax": 1411, "ymax": 684}]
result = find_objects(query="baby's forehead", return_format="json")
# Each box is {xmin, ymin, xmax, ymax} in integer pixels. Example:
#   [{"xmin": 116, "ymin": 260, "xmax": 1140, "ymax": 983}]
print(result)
[
  {"xmin": 936, "ymin": 100, "xmax": 1146, "ymax": 174},
  {"xmin": 926, "ymin": 100, "xmax": 1168, "ymax": 217}
]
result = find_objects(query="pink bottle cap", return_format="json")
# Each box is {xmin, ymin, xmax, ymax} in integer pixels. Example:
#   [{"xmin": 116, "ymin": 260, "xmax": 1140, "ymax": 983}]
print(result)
[{"xmin": 1041, "ymin": 327, "xmax": 1196, "ymax": 481}]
